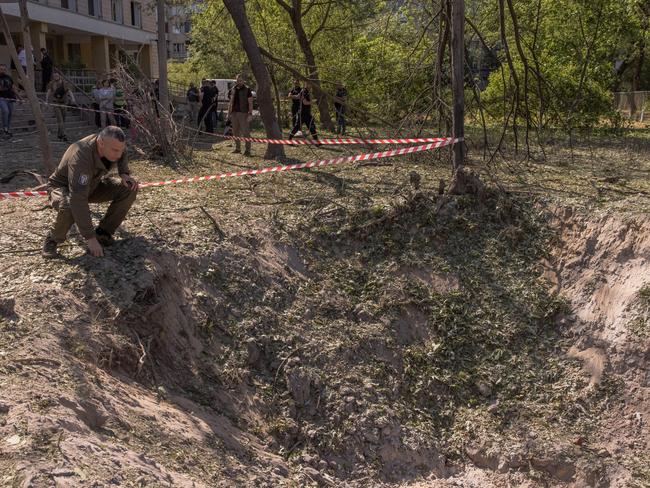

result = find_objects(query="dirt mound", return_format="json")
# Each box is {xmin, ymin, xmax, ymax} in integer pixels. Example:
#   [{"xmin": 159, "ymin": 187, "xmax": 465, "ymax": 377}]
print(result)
[
  {"xmin": 543, "ymin": 208, "xmax": 650, "ymax": 486},
  {"xmin": 2, "ymin": 179, "xmax": 650, "ymax": 487}
]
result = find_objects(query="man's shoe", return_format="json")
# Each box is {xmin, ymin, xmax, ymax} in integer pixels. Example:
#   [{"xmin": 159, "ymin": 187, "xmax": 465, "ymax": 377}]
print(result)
[
  {"xmin": 243, "ymin": 151, "xmax": 251, "ymax": 157},
  {"xmin": 42, "ymin": 238, "xmax": 59, "ymax": 259},
  {"xmin": 232, "ymin": 149, "xmax": 241, "ymax": 154},
  {"xmin": 95, "ymin": 227, "xmax": 116, "ymax": 246}
]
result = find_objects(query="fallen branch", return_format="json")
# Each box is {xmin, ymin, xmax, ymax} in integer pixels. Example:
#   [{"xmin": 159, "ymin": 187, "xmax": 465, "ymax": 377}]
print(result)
[{"xmin": 199, "ymin": 206, "xmax": 226, "ymax": 239}]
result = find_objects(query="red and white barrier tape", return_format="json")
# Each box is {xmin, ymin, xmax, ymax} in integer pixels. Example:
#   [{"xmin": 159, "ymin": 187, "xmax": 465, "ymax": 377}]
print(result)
[
  {"xmin": 0, "ymin": 190, "xmax": 49, "ymax": 199},
  {"xmin": 1, "ymin": 96, "xmax": 452, "ymax": 146},
  {"xmin": 0, "ymin": 138, "xmax": 459, "ymax": 200}
]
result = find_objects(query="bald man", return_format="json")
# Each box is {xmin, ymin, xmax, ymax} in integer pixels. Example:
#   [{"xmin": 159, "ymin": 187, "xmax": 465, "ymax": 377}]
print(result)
[{"xmin": 42, "ymin": 126, "xmax": 139, "ymax": 258}]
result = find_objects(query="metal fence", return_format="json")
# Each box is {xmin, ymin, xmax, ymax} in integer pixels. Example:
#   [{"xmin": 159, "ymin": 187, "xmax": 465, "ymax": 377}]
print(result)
[{"xmin": 613, "ymin": 91, "xmax": 649, "ymax": 122}]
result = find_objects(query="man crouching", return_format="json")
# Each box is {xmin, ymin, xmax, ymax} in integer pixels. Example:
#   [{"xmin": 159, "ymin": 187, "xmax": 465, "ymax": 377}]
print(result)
[{"xmin": 42, "ymin": 126, "xmax": 139, "ymax": 258}]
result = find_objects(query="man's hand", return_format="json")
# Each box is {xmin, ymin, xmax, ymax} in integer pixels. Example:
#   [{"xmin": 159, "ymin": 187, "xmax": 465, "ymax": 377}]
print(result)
[
  {"xmin": 86, "ymin": 237, "xmax": 104, "ymax": 257},
  {"xmin": 120, "ymin": 174, "xmax": 139, "ymax": 191},
  {"xmin": 247, "ymin": 113, "xmax": 252, "ymax": 123}
]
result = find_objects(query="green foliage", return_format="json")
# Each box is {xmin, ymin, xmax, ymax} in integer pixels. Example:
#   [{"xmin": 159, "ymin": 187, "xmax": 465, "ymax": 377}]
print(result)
[
  {"xmin": 475, "ymin": 0, "xmax": 649, "ymax": 128},
  {"xmin": 186, "ymin": 0, "xmax": 650, "ymax": 129},
  {"xmin": 167, "ymin": 60, "xmax": 209, "ymax": 87}
]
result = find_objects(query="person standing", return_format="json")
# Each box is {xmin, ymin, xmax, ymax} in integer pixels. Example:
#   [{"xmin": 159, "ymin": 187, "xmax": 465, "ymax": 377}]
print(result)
[
  {"xmin": 198, "ymin": 79, "xmax": 215, "ymax": 133},
  {"xmin": 42, "ymin": 126, "xmax": 139, "ymax": 259},
  {"xmin": 0, "ymin": 64, "xmax": 19, "ymax": 138},
  {"xmin": 91, "ymin": 80, "xmax": 102, "ymax": 127},
  {"xmin": 113, "ymin": 80, "xmax": 128, "ymax": 128},
  {"xmin": 46, "ymin": 72, "xmax": 76, "ymax": 141},
  {"xmin": 17, "ymin": 45, "xmax": 27, "ymax": 74},
  {"xmin": 40, "ymin": 48, "xmax": 53, "ymax": 92},
  {"xmin": 97, "ymin": 79, "xmax": 116, "ymax": 128},
  {"xmin": 289, "ymin": 81, "xmax": 319, "ymax": 142},
  {"xmin": 186, "ymin": 82, "xmax": 199, "ymax": 126},
  {"xmin": 228, "ymin": 74, "xmax": 253, "ymax": 156},
  {"xmin": 287, "ymin": 79, "xmax": 302, "ymax": 129},
  {"xmin": 334, "ymin": 82, "xmax": 348, "ymax": 135},
  {"xmin": 209, "ymin": 80, "xmax": 219, "ymax": 130}
]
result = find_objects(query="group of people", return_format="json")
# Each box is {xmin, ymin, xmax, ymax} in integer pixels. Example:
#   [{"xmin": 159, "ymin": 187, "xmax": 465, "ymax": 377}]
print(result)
[
  {"xmin": 287, "ymin": 79, "xmax": 347, "ymax": 140},
  {"xmin": 0, "ymin": 47, "xmax": 56, "ymax": 138},
  {"xmin": 12, "ymin": 45, "xmax": 54, "ymax": 91},
  {"xmin": 184, "ymin": 75, "xmax": 348, "ymax": 154},
  {"xmin": 91, "ymin": 79, "xmax": 125, "ymax": 129},
  {"xmin": 187, "ymin": 74, "xmax": 254, "ymax": 155}
]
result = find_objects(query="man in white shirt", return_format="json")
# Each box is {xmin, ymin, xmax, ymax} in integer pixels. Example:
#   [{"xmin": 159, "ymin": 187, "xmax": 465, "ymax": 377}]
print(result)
[{"xmin": 17, "ymin": 45, "xmax": 27, "ymax": 72}]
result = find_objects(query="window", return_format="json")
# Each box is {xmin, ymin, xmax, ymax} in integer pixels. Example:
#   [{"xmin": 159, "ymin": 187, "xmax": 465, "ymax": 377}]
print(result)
[
  {"xmin": 184, "ymin": 21, "xmax": 191, "ymax": 33},
  {"xmin": 111, "ymin": 0, "xmax": 123, "ymax": 23},
  {"xmin": 61, "ymin": 0, "xmax": 77, "ymax": 10},
  {"xmin": 88, "ymin": 0, "xmax": 101, "ymax": 17},
  {"xmin": 130, "ymin": 2, "xmax": 142, "ymax": 27}
]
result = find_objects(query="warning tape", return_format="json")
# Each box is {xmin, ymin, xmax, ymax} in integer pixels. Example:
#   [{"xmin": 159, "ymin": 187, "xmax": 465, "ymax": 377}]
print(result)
[
  {"xmin": 0, "ymin": 190, "xmax": 49, "ymax": 199},
  {"xmin": 1, "ymin": 96, "xmax": 452, "ymax": 146},
  {"xmin": 0, "ymin": 138, "xmax": 459, "ymax": 199}
]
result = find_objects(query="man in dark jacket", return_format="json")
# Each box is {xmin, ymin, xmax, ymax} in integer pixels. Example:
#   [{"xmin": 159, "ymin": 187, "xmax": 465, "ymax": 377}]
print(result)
[
  {"xmin": 228, "ymin": 74, "xmax": 253, "ymax": 155},
  {"xmin": 198, "ymin": 79, "xmax": 216, "ymax": 133},
  {"xmin": 42, "ymin": 126, "xmax": 139, "ymax": 258},
  {"xmin": 288, "ymin": 81, "xmax": 319, "ymax": 142},
  {"xmin": 40, "ymin": 48, "xmax": 53, "ymax": 92}
]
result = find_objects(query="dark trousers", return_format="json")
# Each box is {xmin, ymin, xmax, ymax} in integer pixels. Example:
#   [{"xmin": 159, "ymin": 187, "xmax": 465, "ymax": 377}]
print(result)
[
  {"xmin": 93, "ymin": 103, "xmax": 101, "ymax": 127},
  {"xmin": 53, "ymin": 105, "xmax": 66, "ymax": 137},
  {"xmin": 198, "ymin": 104, "xmax": 214, "ymax": 133},
  {"xmin": 290, "ymin": 112, "xmax": 317, "ymax": 137},
  {"xmin": 42, "ymin": 69, "xmax": 52, "ymax": 92},
  {"xmin": 114, "ymin": 108, "xmax": 130, "ymax": 128},
  {"xmin": 335, "ymin": 105, "xmax": 346, "ymax": 134},
  {"xmin": 48, "ymin": 178, "xmax": 138, "ymax": 243}
]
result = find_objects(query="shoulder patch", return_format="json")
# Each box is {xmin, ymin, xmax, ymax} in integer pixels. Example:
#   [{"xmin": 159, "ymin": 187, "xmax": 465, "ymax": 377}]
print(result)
[{"xmin": 79, "ymin": 174, "xmax": 89, "ymax": 185}]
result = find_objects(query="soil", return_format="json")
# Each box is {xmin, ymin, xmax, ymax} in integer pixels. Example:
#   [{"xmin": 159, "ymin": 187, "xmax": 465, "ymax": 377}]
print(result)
[{"xmin": 1, "ymin": 130, "xmax": 649, "ymax": 487}]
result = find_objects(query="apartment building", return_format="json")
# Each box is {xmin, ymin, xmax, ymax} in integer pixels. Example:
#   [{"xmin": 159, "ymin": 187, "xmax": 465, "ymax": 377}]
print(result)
[
  {"xmin": 167, "ymin": 4, "xmax": 192, "ymax": 62},
  {"xmin": 0, "ymin": 0, "xmax": 160, "ymax": 80}
]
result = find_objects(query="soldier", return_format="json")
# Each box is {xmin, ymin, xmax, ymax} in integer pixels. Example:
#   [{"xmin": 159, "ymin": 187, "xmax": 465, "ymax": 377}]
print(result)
[
  {"xmin": 45, "ymin": 72, "xmax": 76, "ymax": 141},
  {"xmin": 42, "ymin": 126, "xmax": 139, "ymax": 258}
]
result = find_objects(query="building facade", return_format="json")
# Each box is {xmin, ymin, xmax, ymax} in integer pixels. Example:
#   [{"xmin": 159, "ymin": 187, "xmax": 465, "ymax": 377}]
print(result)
[
  {"xmin": 0, "ymin": 0, "xmax": 160, "ymax": 84},
  {"xmin": 167, "ymin": 4, "xmax": 191, "ymax": 62}
]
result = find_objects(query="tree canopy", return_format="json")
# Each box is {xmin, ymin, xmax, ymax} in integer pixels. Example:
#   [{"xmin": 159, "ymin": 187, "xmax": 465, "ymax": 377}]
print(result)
[{"xmin": 184, "ymin": 0, "xmax": 649, "ymax": 131}]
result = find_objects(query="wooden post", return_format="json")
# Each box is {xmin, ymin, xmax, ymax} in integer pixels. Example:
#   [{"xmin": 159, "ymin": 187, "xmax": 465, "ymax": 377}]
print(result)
[
  {"xmin": 450, "ymin": 0, "xmax": 465, "ymax": 170},
  {"xmin": 156, "ymin": 0, "xmax": 169, "ymax": 111}
]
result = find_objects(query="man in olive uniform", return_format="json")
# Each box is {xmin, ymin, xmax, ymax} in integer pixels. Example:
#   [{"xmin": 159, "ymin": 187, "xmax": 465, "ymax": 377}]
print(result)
[{"xmin": 42, "ymin": 126, "xmax": 139, "ymax": 258}]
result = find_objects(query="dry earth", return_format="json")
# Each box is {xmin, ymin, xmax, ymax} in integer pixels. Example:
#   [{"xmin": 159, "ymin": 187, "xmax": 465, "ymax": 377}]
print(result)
[{"xmin": 1, "ymin": 129, "xmax": 649, "ymax": 487}]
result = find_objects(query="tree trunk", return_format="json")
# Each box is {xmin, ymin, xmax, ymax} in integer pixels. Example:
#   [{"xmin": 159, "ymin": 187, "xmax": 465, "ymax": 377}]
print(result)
[
  {"xmin": 0, "ymin": 2, "xmax": 53, "ymax": 174},
  {"xmin": 450, "ymin": 0, "xmax": 465, "ymax": 170},
  {"xmin": 287, "ymin": 9, "xmax": 334, "ymax": 131},
  {"xmin": 223, "ymin": 0, "xmax": 285, "ymax": 159},
  {"xmin": 434, "ymin": 1, "xmax": 450, "ymax": 134},
  {"xmin": 498, "ymin": 0, "xmax": 520, "ymax": 151},
  {"xmin": 156, "ymin": 0, "xmax": 169, "ymax": 111}
]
